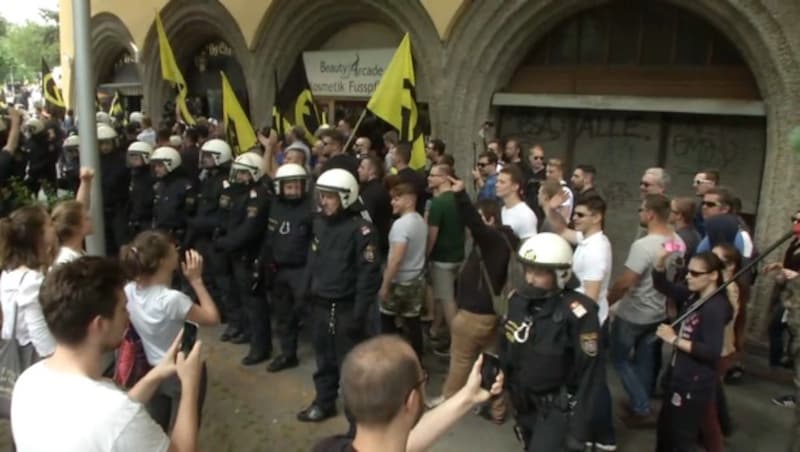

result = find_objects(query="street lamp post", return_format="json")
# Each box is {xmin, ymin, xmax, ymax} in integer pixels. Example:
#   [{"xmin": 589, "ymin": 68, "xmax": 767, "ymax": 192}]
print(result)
[{"xmin": 72, "ymin": 0, "xmax": 106, "ymax": 255}]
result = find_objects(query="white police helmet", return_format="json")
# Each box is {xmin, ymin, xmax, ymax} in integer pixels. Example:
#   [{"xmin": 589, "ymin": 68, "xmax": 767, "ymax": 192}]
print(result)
[
  {"xmin": 274, "ymin": 163, "xmax": 308, "ymax": 196},
  {"xmin": 129, "ymin": 111, "xmax": 144, "ymax": 125},
  {"xmin": 63, "ymin": 134, "xmax": 80, "ymax": 149},
  {"xmin": 150, "ymin": 146, "xmax": 182, "ymax": 173},
  {"xmin": 96, "ymin": 111, "xmax": 111, "ymax": 125},
  {"xmin": 127, "ymin": 141, "xmax": 154, "ymax": 164},
  {"xmin": 200, "ymin": 138, "xmax": 232, "ymax": 166},
  {"xmin": 24, "ymin": 118, "xmax": 45, "ymax": 135},
  {"xmin": 97, "ymin": 123, "xmax": 118, "ymax": 141},
  {"xmin": 517, "ymin": 232, "xmax": 574, "ymax": 289},
  {"xmin": 316, "ymin": 168, "xmax": 359, "ymax": 209},
  {"xmin": 231, "ymin": 152, "xmax": 265, "ymax": 182}
]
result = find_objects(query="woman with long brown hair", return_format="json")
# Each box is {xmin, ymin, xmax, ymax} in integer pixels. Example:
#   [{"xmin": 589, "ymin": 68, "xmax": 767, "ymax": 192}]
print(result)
[
  {"xmin": 0, "ymin": 205, "xmax": 59, "ymax": 359},
  {"xmin": 51, "ymin": 168, "xmax": 94, "ymax": 265}
]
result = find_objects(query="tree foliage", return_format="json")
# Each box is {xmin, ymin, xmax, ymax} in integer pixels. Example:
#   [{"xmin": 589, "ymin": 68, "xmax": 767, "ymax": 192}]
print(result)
[{"xmin": 0, "ymin": 9, "xmax": 59, "ymax": 83}]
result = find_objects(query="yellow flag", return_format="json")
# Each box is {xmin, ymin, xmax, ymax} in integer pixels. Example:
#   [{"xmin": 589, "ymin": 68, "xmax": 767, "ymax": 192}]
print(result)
[
  {"xmin": 367, "ymin": 33, "xmax": 425, "ymax": 170},
  {"xmin": 221, "ymin": 72, "xmax": 256, "ymax": 155},
  {"xmin": 155, "ymin": 12, "xmax": 195, "ymax": 125}
]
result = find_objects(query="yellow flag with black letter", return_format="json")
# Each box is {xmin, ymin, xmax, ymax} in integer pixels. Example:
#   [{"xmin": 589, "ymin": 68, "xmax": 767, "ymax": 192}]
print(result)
[
  {"xmin": 108, "ymin": 90, "xmax": 125, "ymax": 121},
  {"xmin": 271, "ymin": 70, "xmax": 292, "ymax": 136},
  {"xmin": 41, "ymin": 58, "xmax": 65, "ymax": 111},
  {"xmin": 366, "ymin": 33, "xmax": 425, "ymax": 170},
  {"xmin": 155, "ymin": 12, "xmax": 195, "ymax": 125},
  {"xmin": 221, "ymin": 72, "xmax": 256, "ymax": 155}
]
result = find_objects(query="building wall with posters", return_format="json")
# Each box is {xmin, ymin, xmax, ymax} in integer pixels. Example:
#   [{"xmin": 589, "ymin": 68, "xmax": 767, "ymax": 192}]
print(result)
[{"xmin": 57, "ymin": 0, "xmax": 800, "ymax": 344}]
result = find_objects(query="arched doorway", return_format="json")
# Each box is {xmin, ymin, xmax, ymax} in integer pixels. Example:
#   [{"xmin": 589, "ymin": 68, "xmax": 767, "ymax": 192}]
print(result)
[
  {"xmin": 140, "ymin": 1, "xmax": 251, "ymax": 123},
  {"xmin": 492, "ymin": 2, "xmax": 764, "ymax": 274},
  {"xmin": 91, "ymin": 13, "xmax": 142, "ymax": 115}
]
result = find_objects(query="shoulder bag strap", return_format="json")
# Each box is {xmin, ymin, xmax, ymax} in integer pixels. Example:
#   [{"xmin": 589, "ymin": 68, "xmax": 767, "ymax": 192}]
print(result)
[
  {"xmin": 474, "ymin": 244, "xmax": 501, "ymax": 304},
  {"xmin": 9, "ymin": 271, "xmax": 30, "ymax": 342}
]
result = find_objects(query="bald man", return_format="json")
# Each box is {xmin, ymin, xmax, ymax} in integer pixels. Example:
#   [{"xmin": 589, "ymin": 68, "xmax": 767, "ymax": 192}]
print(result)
[{"xmin": 313, "ymin": 335, "xmax": 503, "ymax": 452}]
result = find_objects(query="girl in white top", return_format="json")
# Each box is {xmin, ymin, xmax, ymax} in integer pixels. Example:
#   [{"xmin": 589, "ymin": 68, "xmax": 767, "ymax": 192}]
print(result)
[
  {"xmin": 120, "ymin": 230, "xmax": 220, "ymax": 431},
  {"xmin": 0, "ymin": 205, "xmax": 59, "ymax": 358},
  {"xmin": 52, "ymin": 167, "xmax": 94, "ymax": 265}
]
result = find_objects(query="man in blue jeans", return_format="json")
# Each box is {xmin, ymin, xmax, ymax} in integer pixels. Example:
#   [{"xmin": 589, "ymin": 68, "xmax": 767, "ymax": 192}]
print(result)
[{"xmin": 608, "ymin": 194, "xmax": 683, "ymax": 428}]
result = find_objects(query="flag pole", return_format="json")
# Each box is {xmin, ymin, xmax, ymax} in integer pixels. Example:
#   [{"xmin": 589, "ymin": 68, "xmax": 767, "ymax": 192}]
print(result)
[{"xmin": 343, "ymin": 109, "xmax": 367, "ymax": 152}]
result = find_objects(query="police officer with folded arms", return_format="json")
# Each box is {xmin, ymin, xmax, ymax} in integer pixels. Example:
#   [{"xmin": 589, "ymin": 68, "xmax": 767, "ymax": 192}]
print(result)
[
  {"xmin": 185, "ymin": 138, "xmax": 233, "ymax": 320},
  {"xmin": 500, "ymin": 233, "xmax": 601, "ymax": 451},
  {"xmin": 151, "ymin": 146, "xmax": 196, "ymax": 243},
  {"xmin": 125, "ymin": 141, "xmax": 155, "ymax": 241},
  {"xmin": 297, "ymin": 168, "xmax": 381, "ymax": 423},
  {"xmin": 215, "ymin": 152, "xmax": 272, "ymax": 365},
  {"xmin": 260, "ymin": 163, "xmax": 314, "ymax": 373}
]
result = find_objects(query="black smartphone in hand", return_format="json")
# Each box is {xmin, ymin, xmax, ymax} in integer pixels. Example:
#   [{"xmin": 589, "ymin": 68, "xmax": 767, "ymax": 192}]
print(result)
[
  {"xmin": 480, "ymin": 352, "xmax": 501, "ymax": 391},
  {"xmin": 181, "ymin": 321, "xmax": 198, "ymax": 355}
]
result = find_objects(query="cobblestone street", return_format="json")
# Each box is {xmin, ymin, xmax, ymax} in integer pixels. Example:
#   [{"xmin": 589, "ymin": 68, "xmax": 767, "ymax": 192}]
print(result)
[{"xmin": 0, "ymin": 325, "xmax": 794, "ymax": 451}]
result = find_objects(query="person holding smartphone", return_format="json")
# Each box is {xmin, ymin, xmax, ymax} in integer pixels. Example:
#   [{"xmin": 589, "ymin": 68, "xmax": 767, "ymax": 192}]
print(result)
[{"xmin": 120, "ymin": 231, "xmax": 220, "ymax": 432}]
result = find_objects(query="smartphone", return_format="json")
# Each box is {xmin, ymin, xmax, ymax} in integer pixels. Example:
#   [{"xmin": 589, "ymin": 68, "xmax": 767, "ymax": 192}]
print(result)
[
  {"xmin": 480, "ymin": 352, "xmax": 502, "ymax": 391},
  {"xmin": 663, "ymin": 239, "xmax": 686, "ymax": 254},
  {"xmin": 181, "ymin": 321, "xmax": 198, "ymax": 355}
]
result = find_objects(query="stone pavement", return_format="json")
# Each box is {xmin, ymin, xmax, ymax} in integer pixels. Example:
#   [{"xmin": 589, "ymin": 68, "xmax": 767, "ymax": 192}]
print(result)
[{"xmin": 0, "ymin": 325, "xmax": 795, "ymax": 451}]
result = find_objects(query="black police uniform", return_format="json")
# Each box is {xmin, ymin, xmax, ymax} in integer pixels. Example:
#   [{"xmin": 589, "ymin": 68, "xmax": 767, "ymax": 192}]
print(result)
[
  {"xmin": 56, "ymin": 147, "xmax": 79, "ymax": 194},
  {"xmin": 100, "ymin": 148, "xmax": 131, "ymax": 256},
  {"xmin": 152, "ymin": 170, "xmax": 196, "ymax": 243},
  {"xmin": 302, "ymin": 211, "xmax": 381, "ymax": 417},
  {"xmin": 185, "ymin": 166, "xmax": 230, "ymax": 321},
  {"xmin": 126, "ymin": 165, "xmax": 155, "ymax": 242},
  {"xmin": 260, "ymin": 192, "xmax": 314, "ymax": 366},
  {"xmin": 500, "ymin": 287, "xmax": 601, "ymax": 451},
  {"xmin": 25, "ymin": 132, "xmax": 57, "ymax": 195},
  {"xmin": 215, "ymin": 181, "xmax": 271, "ymax": 361}
]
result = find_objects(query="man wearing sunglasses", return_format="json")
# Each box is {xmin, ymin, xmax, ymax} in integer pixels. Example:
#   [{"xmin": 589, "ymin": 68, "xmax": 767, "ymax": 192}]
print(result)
[
  {"xmin": 472, "ymin": 151, "xmax": 499, "ymax": 201},
  {"xmin": 313, "ymin": 335, "xmax": 503, "ymax": 452},
  {"xmin": 692, "ymin": 169, "xmax": 719, "ymax": 235}
]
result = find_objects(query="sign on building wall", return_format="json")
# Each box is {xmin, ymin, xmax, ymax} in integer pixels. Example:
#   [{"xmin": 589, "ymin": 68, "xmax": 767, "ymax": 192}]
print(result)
[{"xmin": 303, "ymin": 48, "xmax": 394, "ymax": 98}]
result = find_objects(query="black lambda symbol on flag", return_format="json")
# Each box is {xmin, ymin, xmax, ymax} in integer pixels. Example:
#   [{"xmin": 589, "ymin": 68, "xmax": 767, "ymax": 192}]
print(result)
[
  {"xmin": 401, "ymin": 78, "xmax": 422, "ymax": 143},
  {"xmin": 227, "ymin": 120, "xmax": 240, "ymax": 155}
]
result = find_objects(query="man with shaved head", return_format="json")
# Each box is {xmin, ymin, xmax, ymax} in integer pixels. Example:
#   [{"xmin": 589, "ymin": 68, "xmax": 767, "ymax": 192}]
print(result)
[{"xmin": 313, "ymin": 335, "xmax": 503, "ymax": 452}]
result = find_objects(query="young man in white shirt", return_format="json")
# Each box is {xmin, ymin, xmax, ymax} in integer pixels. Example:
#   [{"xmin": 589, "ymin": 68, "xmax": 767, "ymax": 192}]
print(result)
[
  {"xmin": 545, "ymin": 158, "xmax": 574, "ymax": 222},
  {"xmin": 11, "ymin": 257, "xmax": 204, "ymax": 452},
  {"xmin": 496, "ymin": 165, "xmax": 538, "ymax": 239},
  {"xmin": 545, "ymin": 192, "xmax": 616, "ymax": 450}
]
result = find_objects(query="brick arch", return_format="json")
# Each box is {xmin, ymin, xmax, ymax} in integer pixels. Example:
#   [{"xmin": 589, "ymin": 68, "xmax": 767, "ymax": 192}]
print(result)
[
  {"xmin": 139, "ymin": 0, "xmax": 251, "ymax": 120},
  {"xmin": 91, "ymin": 13, "xmax": 139, "ymax": 87},
  {"xmin": 444, "ymin": 0, "xmax": 800, "ymax": 339},
  {"xmin": 248, "ymin": 0, "xmax": 443, "ymax": 129}
]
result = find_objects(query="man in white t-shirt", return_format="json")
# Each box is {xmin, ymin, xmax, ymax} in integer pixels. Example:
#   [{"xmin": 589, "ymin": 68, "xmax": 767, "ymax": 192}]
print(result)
[
  {"xmin": 497, "ymin": 165, "xmax": 538, "ymax": 239},
  {"xmin": 11, "ymin": 257, "xmax": 204, "ymax": 452},
  {"xmin": 545, "ymin": 192, "xmax": 616, "ymax": 450},
  {"xmin": 545, "ymin": 158, "xmax": 574, "ymax": 222}
]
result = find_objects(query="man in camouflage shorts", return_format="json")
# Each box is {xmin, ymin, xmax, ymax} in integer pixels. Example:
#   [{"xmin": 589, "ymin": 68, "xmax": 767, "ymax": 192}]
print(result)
[{"xmin": 378, "ymin": 183, "xmax": 428, "ymax": 358}]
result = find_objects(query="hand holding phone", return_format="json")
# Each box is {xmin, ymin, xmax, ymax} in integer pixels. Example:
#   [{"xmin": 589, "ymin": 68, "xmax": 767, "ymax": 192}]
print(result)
[
  {"xmin": 181, "ymin": 321, "xmax": 199, "ymax": 355},
  {"xmin": 480, "ymin": 352, "xmax": 502, "ymax": 391}
]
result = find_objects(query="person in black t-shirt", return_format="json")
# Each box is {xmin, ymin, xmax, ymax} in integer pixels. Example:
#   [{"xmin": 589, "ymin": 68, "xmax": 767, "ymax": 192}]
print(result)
[
  {"xmin": 319, "ymin": 128, "xmax": 359, "ymax": 181},
  {"xmin": 358, "ymin": 156, "xmax": 392, "ymax": 256},
  {"xmin": 393, "ymin": 142, "xmax": 428, "ymax": 215}
]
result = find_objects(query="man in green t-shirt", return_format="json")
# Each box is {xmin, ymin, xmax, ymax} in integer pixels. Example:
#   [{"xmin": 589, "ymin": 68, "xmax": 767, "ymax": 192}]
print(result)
[{"xmin": 426, "ymin": 163, "xmax": 465, "ymax": 354}]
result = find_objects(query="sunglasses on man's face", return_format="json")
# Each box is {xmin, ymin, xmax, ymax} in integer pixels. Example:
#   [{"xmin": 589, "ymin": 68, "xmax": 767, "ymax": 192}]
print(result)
[
  {"xmin": 687, "ymin": 269, "xmax": 712, "ymax": 277},
  {"xmin": 702, "ymin": 201, "xmax": 720, "ymax": 208}
]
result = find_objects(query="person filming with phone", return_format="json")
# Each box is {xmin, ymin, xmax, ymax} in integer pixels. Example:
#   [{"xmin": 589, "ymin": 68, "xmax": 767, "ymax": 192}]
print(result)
[
  {"xmin": 120, "ymin": 231, "xmax": 220, "ymax": 432},
  {"xmin": 11, "ymin": 257, "xmax": 205, "ymax": 452},
  {"xmin": 499, "ymin": 233, "xmax": 602, "ymax": 451}
]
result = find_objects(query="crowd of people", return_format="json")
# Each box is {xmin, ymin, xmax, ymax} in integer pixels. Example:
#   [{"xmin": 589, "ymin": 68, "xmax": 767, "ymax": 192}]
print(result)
[{"xmin": 0, "ymin": 101, "xmax": 798, "ymax": 452}]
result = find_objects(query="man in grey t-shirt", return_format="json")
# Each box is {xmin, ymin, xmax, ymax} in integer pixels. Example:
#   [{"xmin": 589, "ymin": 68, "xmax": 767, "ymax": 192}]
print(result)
[
  {"xmin": 608, "ymin": 194, "xmax": 683, "ymax": 425},
  {"xmin": 378, "ymin": 183, "xmax": 428, "ymax": 357}
]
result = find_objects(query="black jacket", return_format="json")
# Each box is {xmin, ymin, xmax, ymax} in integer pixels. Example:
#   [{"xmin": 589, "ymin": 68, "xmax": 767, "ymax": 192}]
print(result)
[
  {"xmin": 307, "ymin": 212, "xmax": 381, "ymax": 323},
  {"xmin": 454, "ymin": 190, "xmax": 519, "ymax": 315},
  {"xmin": 100, "ymin": 149, "xmax": 131, "ymax": 212},
  {"xmin": 360, "ymin": 178, "xmax": 392, "ymax": 256},
  {"xmin": 128, "ymin": 166, "xmax": 155, "ymax": 227},
  {"xmin": 261, "ymin": 194, "xmax": 314, "ymax": 267},
  {"xmin": 215, "ymin": 182, "xmax": 271, "ymax": 259},
  {"xmin": 653, "ymin": 269, "xmax": 732, "ymax": 394},
  {"xmin": 500, "ymin": 289, "xmax": 601, "ymax": 443},
  {"xmin": 152, "ymin": 172, "xmax": 195, "ymax": 232},
  {"xmin": 185, "ymin": 167, "xmax": 229, "ymax": 245}
]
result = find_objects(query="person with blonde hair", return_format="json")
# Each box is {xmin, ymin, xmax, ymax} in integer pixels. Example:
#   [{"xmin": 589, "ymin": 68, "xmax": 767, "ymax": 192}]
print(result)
[{"xmin": 51, "ymin": 167, "xmax": 94, "ymax": 265}]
